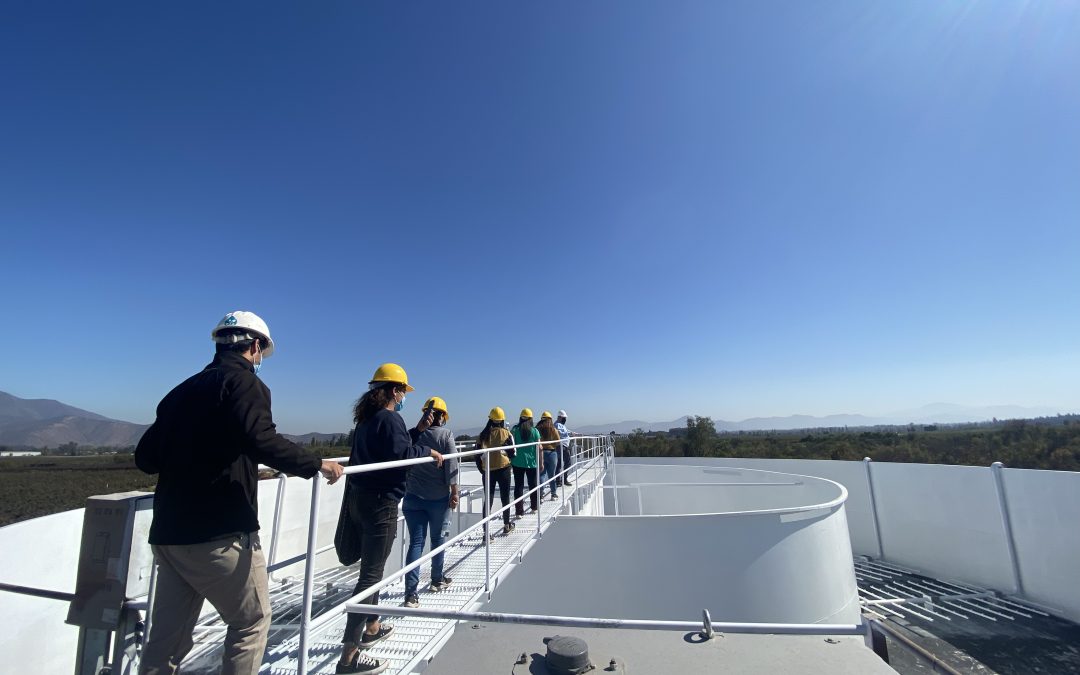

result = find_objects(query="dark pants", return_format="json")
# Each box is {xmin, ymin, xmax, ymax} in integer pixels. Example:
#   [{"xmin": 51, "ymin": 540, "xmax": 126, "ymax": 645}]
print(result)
[
  {"xmin": 513, "ymin": 465, "xmax": 539, "ymax": 515},
  {"xmin": 342, "ymin": 489, "xmax": 399, "ymax": 644},
  {"xmin": 483, "ymin": 466, "xmax": 512, "ymax": 531}
]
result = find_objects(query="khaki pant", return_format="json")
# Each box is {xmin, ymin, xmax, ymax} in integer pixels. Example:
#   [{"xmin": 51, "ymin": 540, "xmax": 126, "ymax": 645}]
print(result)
[{"xmin": 141, "ymin": 533, "xmax": 271, "ymax": 675}]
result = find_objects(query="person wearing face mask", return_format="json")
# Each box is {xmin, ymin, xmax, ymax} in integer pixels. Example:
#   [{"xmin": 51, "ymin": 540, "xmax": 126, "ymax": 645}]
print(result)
[
  {"xmin": 336, "ymin": 364, "xmax": 444, "ymax": 675},
  {"xmin": 135, "ymin": 311, "xmax": 345, "ymax": 675}
]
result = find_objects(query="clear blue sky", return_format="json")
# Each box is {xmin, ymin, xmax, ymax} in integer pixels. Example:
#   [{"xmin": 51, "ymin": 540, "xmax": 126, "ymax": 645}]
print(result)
[{"xmin": 3, "ymin": 2, "xmax": 1080, "ymax": 433}]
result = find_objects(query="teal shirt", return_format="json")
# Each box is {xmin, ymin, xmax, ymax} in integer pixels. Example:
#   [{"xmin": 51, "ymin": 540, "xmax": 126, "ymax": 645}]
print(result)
[{"xmin": 510, "ymin": 425, "xmax": 541, "ymax": 469}]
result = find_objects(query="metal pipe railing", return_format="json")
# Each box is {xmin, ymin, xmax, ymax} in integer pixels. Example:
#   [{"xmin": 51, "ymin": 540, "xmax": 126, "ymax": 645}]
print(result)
[
  {"xmin": 342, "ymin": 603, "xmax": 866, "ymax": 636},
  {"xmin": 0, "ymin": 581, "xmax": 76, "ymax": 602},
  {"xmin": 301, "ymin": 441, "xmax": 607, "ymax": 641},
  {"xmin": 297, "ymin": 476, "xmax": 322, "ymax": 675},
  {"xmin": 320, "ymin": 442, "xmax": 602, "ymax": 622},
  {"xmin": 292, "ymin": 434, "xmax": 608, "ymax": 669}
]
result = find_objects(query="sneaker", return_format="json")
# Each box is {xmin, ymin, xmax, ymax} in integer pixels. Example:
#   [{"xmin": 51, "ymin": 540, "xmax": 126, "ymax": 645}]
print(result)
[
  {"xmin": 403, "ymin": 593, "xmax": 419, "ymax": 608},
  {"xmin": 430, "ymin": 577, "xmax": 453, "ymax": 591},
  {"xmin": 563, "ymin": 480, "xmax": 572, "ymax": 486},
  {"xmin": 358, "ymin": 624, "xmax": 394, "ymax": 650},
  {"xmin": 550, "ymin": 493, "xmax": 558, "ymax": 501},
  {"xmin": 336, "ymin": 651, "xmax": 388, "ymax": 674},
  {"xmin": 502, "ymin": 522, "xmax": 515, "ymax": 535}
]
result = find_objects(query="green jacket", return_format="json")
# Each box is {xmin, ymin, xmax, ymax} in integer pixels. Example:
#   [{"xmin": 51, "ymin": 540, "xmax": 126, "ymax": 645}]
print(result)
[{"xmin": 510, "ymin": 425, "xmax": 541, "ymax": 469}]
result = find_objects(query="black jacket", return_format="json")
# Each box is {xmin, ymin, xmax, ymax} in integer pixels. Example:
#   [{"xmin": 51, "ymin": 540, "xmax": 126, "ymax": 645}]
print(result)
[
  {"xmin": 349, "ymin": 408, "xmax": 432, "ymax": 500},
  {"xmin": 135, "ymin": 351, "xmax": 321, "ymax": 544}
]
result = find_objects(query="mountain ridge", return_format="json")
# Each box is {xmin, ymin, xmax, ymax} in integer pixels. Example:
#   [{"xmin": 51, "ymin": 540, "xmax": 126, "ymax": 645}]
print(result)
[{"xmin": 0, "ymin": 391, "xmax": 1070, "ymax": 446}]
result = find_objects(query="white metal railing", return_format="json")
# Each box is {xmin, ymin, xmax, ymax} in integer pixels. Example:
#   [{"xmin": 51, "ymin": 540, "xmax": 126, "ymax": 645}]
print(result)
[
  {"xmin": 342, "ymin": 604, "xmax": 866, "ymax": 636},
  {"xmin": 295, "ymin": 434, "xmax": 611, "ymax": 674}
]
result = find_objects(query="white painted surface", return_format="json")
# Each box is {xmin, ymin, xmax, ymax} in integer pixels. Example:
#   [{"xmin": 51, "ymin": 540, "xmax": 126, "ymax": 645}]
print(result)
[
  {"xmin": 0, "ymin": 508, "xmax": 85, "ymax": 675},
  {"xmin": 606, "ymin": 463, "xmax": 844, "ymax": 514},
  {"xmin": 611, "ymin": 458, "xmax": 879, "ymax": 556},
  {"xmin": 485, "ymin": 511, "xmax": 860, "ymax": 624},
  {"xmin": 1001, "ymin": 468, "xmax": 1080, "ymax": 623},
  {"xmin": 612, "ymin": 457, "xmax": 1080, "ymax": 623},
  {"xmin": 870, "ymin": 462, "xmax": 1015, "ymax": 591},
  {"xmin": 3, "ymin": 455, "xmax": 1080, "ymax": 673}
]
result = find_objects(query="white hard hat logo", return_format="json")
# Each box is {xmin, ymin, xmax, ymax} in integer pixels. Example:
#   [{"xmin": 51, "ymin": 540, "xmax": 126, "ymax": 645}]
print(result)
[{"xmin": 212, "ymin": 311, "xmax": 275, "ymax": 358}]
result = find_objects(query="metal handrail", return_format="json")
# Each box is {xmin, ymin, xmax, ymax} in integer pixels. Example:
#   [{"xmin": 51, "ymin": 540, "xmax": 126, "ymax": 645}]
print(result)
[
  {"xmin": 318, "ymin": 443, "xmax": 607, "ymax": 626},
  {"xmin": 301, "ymin": 441, "xmax": 608, "ymax": 639},
  {"xmin": 0, "ymin": 581, "xmax": 75, "ymax": 602},
  {"xmin": 292, "ymin": 435, "xmax": 609, "ymax": 674},
  {"xmin": 343, "ymin": 603, "xmax": 867, "ymax": 636}
]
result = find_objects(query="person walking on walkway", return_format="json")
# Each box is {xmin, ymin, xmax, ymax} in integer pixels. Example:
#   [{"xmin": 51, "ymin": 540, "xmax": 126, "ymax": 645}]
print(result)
[
  {"xmin": 474, "ymin": 407, "xmax": 515, "ymax": 536},
  {"xmin": 537, "ymin": 411, "xmax": 562, "ymax": 501},
  {"xmin": 402, "ymin": 397, "xmax": 459, "ymax": 608},
  {"xmin": 136, "ymin": 310, "xmax": 344, "ymax": 675},
  {"xmin": 555, "ymin": 410, "xmax": 574, "ymax": 487},
  {"xmin": 336, "ymin": 364, "xmax": 444, "ymax": 675},
  {"xmin": 510, "ymin": 409, "xmax": 542, "ymax": 517}
]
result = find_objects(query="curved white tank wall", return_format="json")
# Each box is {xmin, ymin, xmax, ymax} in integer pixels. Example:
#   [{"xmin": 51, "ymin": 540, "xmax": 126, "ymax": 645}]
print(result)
[
  {"xmin": 617, "ymin": 457, "xmax": 1080, "ymax": 624},
  {"xmin": 489, "ymin": 463, "xmax": 859, "ymax": 624},
  {"xmin": 609, "ymin": 458, "xmax": 879, "ymax": 556}
]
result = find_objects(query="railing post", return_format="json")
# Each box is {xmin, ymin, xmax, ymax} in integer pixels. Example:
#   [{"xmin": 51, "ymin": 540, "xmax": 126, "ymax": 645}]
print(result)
[
  {"xmin": 574, "ymin": 440, "xmax": 582, "ymax": 513},
  {"xmin": 267, "ymin": 473, "xmax": 287, "ymax": 580},
  {"xmin": 297, "ymin": 477, "xmax": 322, "ymax": 675},
  {"xmin": 484, "ymin": 450, "xmax": 491, "ymax": 598},
  {"xmin": 140, "ymin": 557, "xmax": 159, "ymax": 652},
  {"xmin": 536, "ymin": 443, "xmax": 542, "ymax": 537},
  {"xmin": 991, "ymin": 461, "xmax": 1024, "ymax": 595},
  {"xmin": 863, "ymin": 457, "xmax": 883, "ymax": 559},
  {"xmin": 560, "ymin": 440, "xmax": 567, "ymax": 513}
]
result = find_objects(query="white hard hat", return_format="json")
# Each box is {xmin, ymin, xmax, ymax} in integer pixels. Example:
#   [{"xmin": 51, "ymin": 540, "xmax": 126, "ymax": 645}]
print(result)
[
  {"xmin": 211, "ymin": 311, "xmax": 275, "ymax": 357},
  {"xmin": 558, "ymin": 409, "xmax": 567, "ymax": 419}
]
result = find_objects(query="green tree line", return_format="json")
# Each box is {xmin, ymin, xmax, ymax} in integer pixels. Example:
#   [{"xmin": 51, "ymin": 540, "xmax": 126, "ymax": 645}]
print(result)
[{"xmin": 618, "ymin": 416, "xmax": 1080, "ymax": 471}]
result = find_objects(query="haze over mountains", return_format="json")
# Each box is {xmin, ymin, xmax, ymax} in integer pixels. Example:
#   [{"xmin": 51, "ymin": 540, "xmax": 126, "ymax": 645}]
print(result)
[
  {"xmin": 571, "ymin": 403, "xmax": 1067, "ymax": 435},
  {"xmin": 0, "ymin": 391, "xmax": 1068, "ymax": 448}
]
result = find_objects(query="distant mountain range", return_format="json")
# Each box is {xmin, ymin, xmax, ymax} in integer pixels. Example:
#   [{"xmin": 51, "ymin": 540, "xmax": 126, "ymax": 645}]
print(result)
[
  {"xmin": 0, "ymin": 391, "xmax": 148, "ymax": 448},
  {"xmin": 573, "ymin": 403, "xmax": 1069, "ymax": 435},
  {"xmin": 0, "ymin": 391, "xmax": 1071, "ymax": 447},
  {"xmin": 0, "ymin": 391, "xmax": 342, "ymax": 449}
]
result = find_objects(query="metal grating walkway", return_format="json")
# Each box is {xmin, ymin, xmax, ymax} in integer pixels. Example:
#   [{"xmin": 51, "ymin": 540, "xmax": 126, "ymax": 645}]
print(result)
[
  {"xmin": 855, "ymin": 557, "xmax": 1080, "ymax": 674},
  {"xmin": 179, "ymin": 456, "xmax": 608, "ymax": 675}
]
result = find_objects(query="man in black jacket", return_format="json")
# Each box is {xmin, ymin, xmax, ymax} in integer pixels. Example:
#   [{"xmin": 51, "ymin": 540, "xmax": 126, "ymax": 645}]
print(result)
[{"xmin": 136, "ymin": 310, "xmax": 343, "ymax": 675}]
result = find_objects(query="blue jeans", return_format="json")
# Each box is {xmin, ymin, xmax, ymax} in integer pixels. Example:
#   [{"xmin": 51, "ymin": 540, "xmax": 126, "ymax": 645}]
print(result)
[
  {"xmin": 541, "ymin": 450, "xmax": 560, "ymax": 498},
  {"xmin": 402, "ymin": 493, "xmax": 450, "ymax": 595}
]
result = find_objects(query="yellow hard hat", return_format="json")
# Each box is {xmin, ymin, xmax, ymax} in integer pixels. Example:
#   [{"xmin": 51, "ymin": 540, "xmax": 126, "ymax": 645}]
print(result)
[
  {"xmin": 424, "ymin": 396, "xmax": 449, "ymax": 422},
  {"xmin": 540, "ymin": 411, "xmax": 553, "ymax": 420},
  {"xmin": 489, "ymin": 406, "xmax": 506, "ymax": 422},
  {"xmin": 369, "ymin": 363, "xmax": 415, "ymax": 392},
  {"xmin": 520, "ymin": 408, "xmax": 533, "ymax": 419}
]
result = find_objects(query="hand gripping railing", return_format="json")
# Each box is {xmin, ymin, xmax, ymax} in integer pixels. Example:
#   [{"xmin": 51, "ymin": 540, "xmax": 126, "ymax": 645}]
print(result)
[{"xmin": 294, "ymin": 433, "xmax": 611, "ymax": 675}]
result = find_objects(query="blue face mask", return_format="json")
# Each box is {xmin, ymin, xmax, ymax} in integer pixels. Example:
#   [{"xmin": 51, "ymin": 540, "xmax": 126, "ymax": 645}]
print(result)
[
  {"xmin": 394, "ymin": 396, "xmax": 405, "ymax": 412},
  {"xmin": 252, "ymin": 347, "xmax": 263, "ymax": 376}
]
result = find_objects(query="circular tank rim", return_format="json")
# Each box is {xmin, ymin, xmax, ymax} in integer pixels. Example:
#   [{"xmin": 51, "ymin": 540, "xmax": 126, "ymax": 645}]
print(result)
[{"xmin": 609, "ymin": 464, "xmax": 849, "ymax": 518}]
